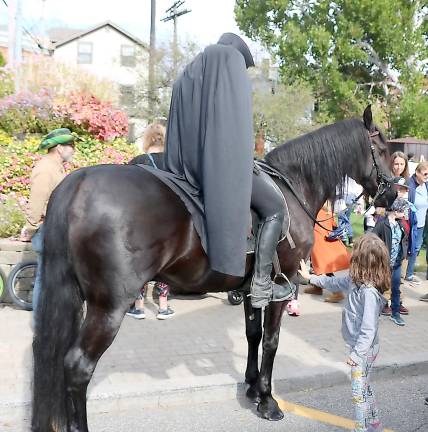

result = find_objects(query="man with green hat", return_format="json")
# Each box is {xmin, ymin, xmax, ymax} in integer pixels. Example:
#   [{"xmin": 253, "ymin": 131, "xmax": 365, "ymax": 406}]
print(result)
[{"xmin": 20, "ymin": 128, "xmax": 75, "ymax": 315}]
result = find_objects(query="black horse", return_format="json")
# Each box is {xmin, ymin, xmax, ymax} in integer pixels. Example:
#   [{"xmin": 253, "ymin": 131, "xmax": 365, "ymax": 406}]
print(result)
[{"xmin": 32, "ymin": 106, "xmax": 395, "ymax": 431}]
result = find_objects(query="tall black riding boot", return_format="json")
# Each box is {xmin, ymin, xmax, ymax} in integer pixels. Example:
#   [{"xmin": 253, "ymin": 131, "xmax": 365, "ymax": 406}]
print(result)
[{"xmin": 250, "ymin": 215, "xmax": 295, "ymax": 309}]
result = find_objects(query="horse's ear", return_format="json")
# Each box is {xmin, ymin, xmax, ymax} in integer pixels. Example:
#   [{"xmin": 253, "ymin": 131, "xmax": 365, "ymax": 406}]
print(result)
[{"xmin": 363, "ymin": 105, "xmax": 373, "ymax": 131}]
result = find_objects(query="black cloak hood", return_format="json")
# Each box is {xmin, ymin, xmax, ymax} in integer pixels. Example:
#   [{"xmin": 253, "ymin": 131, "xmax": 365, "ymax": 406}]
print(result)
[{"xmin": 217, "ymin": 32, "xmax": 255, "ymax": 68}]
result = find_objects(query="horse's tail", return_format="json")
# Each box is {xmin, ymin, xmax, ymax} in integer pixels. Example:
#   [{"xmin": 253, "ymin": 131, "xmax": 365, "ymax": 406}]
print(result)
[{"xmin": 32, "ymin": 170, "xmax": 86, "ymax": 432}]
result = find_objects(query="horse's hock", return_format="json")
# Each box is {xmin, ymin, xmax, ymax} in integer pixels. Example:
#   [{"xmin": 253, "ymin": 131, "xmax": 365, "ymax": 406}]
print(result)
[{"xmin": 0, "ymin": 238, "xmax": 36, "ymax": 303}]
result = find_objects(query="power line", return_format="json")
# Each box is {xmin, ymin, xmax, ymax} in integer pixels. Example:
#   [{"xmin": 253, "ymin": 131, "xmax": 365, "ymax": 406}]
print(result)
[{"xmin": 2, "ymin": 0, "xmax": 47, "ymax": 51}]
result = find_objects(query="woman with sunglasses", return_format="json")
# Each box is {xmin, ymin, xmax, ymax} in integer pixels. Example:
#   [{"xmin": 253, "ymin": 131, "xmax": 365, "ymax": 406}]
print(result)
[{"xmin": 405, "ymin": 161, "xmax": 428, "ymax": 285}]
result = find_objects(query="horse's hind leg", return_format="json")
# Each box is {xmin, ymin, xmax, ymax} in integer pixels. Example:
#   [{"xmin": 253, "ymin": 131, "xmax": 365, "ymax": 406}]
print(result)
[
  {"xmin": 257, "ymin": 301, "xmax": 287, "ymax": 421},
  {"xmin": 63, "ymin": 302, "xmax": 127, "ymax": 432},
  {"xmin": 243, "ymin": 294, "xmax": 263, "ymax": 403}
]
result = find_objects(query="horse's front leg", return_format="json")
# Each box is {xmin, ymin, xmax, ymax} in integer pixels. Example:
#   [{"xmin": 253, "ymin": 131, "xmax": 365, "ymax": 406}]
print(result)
[
  {"xmin": 243, "ymin": 294, "xmax": 263, "ymax": 403},
  {"xmin": 257, "ymin": 300, "xmax": 287, "ymax": 421}
]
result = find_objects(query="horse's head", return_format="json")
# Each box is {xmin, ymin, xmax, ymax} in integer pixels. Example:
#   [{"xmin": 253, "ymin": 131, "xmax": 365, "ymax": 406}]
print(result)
[{"xmin": 356, "ymin": 105, "xmax": 396, "ymax": 208}]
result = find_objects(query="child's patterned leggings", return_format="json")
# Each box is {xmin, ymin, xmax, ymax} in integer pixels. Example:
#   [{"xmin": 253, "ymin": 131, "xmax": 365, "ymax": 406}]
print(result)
[
  {"xmin": 351, "ymin": 345, "xmax": 381, "ymax": 432},
  {"xmin": 137, "ymin": 282, "xmax": 169, "ymax": 300}
]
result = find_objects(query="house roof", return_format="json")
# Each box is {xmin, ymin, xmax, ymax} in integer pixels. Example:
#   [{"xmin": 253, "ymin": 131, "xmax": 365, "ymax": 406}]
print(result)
[
  {"xmin": 388, "ymin": 137, "xmax": 428, "ymax": 145},
  {"xmin": 53, "ymin": 21, "xmax": 148, "ymax": 50}
]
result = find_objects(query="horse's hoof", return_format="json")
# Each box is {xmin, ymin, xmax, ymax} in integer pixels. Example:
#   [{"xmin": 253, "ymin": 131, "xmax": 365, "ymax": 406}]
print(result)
[
  {"xmin": 246, "ymin": 387, "xmax": 261, "ymax": 404},
  {"xmin": 257, "ymin": 399, "xmax": 284, "ymax": 421}
]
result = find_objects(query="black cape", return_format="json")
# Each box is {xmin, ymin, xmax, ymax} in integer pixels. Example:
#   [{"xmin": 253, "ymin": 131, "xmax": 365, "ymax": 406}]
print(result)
[{"xmin": 165, "ymin": 43, "xmax": 253, "ymax": 277}]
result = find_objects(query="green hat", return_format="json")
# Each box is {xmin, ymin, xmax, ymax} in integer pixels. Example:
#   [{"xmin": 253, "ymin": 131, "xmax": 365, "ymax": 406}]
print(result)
[{"xmin": 39, "ymin": 128, "xmax": 75, "ymax": 151}]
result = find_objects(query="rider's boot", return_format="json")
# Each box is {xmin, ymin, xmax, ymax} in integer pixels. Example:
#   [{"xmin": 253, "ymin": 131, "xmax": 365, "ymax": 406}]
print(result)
[{"xmin": 250, "ymin": 215, "xmax": 295, "ymax": 309}]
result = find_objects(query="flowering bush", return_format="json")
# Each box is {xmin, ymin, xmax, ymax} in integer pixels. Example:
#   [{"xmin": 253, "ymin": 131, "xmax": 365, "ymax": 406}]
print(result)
[
  {"xmin": 0, "ymin": 89, "xmax": 63, "ymax": 135},
  {"xmin": 55, "ymin": 93, "xmax": 128, "ymax": 141},
  {"xmin": 0, "ymin": 132, "xmax": 138, "ymax": 198},
  {"xmin": 0, "ymin": 90, "xmax": 129, "ymax": 141}
]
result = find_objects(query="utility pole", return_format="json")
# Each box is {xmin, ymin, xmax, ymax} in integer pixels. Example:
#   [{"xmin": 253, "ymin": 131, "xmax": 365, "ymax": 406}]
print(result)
[
  {"xmin": 148, "ymin": 0, "xmax": 156, "ymax": 119},
  {"xmin": 161, "ymin": 0, "xmax": 191, "ymax": 76},
  {"xmin": 7, "ymin": 0, "xmax": 23, "ymax": 91}
]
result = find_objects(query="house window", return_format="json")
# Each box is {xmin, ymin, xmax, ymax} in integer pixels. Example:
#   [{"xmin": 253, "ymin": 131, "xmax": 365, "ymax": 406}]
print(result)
[
  {"xmin": 77, "ymin": 42, "xmax": 93, "ymax": 64},
  {"xmin": 120, "ymin": 85, "xmax": 135, "ymax": 107},
  {"xmin": 121, "ymin": 44, "xmax": 136, "ymax": 67}
]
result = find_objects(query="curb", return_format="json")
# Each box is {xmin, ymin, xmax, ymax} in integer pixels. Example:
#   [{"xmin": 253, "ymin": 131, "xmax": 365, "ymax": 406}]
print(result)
[{"xmin": 3, "ymin": 359, "xmax": 427, "ymax": 421}]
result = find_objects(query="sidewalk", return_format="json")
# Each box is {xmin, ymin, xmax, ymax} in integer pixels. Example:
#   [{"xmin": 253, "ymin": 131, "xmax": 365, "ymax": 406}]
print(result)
[{"xmin": 1, "ymin": 275, "xmax": 428, "ymax": 427}]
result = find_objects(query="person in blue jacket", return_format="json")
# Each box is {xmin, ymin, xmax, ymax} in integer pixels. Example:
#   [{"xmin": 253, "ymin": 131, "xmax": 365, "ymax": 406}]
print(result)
[{"xmin": 405, "ymin": 161, "xmax": 428, "ymax": 285}]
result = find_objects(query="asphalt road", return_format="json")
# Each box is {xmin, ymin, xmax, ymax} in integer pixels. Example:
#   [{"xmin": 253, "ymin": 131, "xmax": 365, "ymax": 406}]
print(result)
[
  {"xmin": 4, "ymin": 371, "xmax": 427, "ymax": 431},
  {"xmin": 83, "ymin": 373, "xmax": 428, "ymax": 432}
]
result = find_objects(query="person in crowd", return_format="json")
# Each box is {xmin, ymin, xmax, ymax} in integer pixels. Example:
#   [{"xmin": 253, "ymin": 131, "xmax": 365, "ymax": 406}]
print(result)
[
  {"xmin": 405, "ymin": 162, "xmax": 428, "ymax": 287},
  {"xmin": 407, "ymin": 152, "xmax": 418, "ymax": 177},
  {"xmin": 127, "ymin": 282, "xmax": 174, "ymax": 320},
  {"xmin": 364, "ymin": 205, "xmax": 384, "ymax": 233},
  {"xmin": 299, "ymin": 234, "xmax": 389, "ymax": 432},
  {"xmin": 422, "ymin": 212, "xmax": 428, "ymax": 301},
  {"xmin": 380, "ymin": 177, "xmax": 414, "ymax": 316},
  {"xmin": 377, "ymin": 152, "xmax": 409, "ymax": 315},
  {"xmin": 304, "ymin": 203, "xmax": 351, "ymax": 303},
  {"xmin": 373, "ymin": 198, "xmax": 409, "ymax": 326},
  {"xmin": 20, "ymin": 128, "xmax": 75, "ymax": 315},
  {"xmin": 390, "ymin": 151, "xmax": 409, "ymax": 179},
  {"xmin": 126, "ymin": 123, "xmax": 175, "ymax": 319}
]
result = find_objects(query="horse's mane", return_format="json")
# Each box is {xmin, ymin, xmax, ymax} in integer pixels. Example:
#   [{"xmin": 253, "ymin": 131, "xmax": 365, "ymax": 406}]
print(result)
[{"xmin": 264, "ymin": 118, "xmax": 369, "ymax": 199}]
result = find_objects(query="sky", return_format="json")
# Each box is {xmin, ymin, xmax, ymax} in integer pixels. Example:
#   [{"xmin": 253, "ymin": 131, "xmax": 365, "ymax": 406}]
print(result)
[{"xmin": 0, "ymin": 0, "xmax": 266, "ymax": 59}]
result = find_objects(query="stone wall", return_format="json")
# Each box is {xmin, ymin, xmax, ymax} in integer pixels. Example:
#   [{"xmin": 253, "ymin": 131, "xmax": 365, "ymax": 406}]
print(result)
[{"xmin": 0, "ymin": 239, "xmax": 36, "ymax": 303}]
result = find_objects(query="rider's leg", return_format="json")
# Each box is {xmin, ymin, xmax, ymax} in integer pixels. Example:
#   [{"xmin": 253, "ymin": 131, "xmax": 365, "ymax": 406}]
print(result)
[{"xmin": 250, "ymin": 171, "xmax": 294, "ymax": 308}]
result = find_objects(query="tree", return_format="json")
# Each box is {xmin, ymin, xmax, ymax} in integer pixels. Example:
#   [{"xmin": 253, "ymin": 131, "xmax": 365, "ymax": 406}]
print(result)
[
  {"xmin": 251, "ymin": 75, "xmax": 316, "ymax": 147},
  {"xmin": 0, "ymin": 51, "xmax": 6, "ymax": 67},
  {"xmin": 135, "ymin": 39, "xmax": 201, "ymax": 122},
  {"xmin": 235, "ymin": 0, "xmax": 428, "ymax": 129}
]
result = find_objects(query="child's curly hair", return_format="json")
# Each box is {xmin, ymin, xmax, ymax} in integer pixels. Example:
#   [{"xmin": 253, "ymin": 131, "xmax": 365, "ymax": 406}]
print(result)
[
  {"xmin": 350, "ymin": 233, "xmax": 391, "ymax": 294},
  {"xmin": 142, "ymin": 123, "xmax": 166, "ymax": 153}
]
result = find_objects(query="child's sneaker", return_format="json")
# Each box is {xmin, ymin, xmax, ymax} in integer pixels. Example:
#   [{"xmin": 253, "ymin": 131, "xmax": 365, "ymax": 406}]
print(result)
[
  {"xmin": 286, "ymin": 299, "xmax": 300, "ymax": 316},
  {"xmin": 390, "ymin": 313, "xmax": 405, "ymax": 326},
  {"xmin": 405, "ymin": 275, "xmax": 421, "ymax": 285},
  {"xmin": 157, "ymin": 306, "xmax": 175, "ymax": 320},
  {"xmin": 126, "ymin": 307, "xmax": 146, "ymax": 319}
]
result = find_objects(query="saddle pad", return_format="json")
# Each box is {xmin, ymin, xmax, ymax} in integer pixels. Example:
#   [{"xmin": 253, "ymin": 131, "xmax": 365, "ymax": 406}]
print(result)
[{"xmin": 135, "ymin": 164, "xmax": 294, "ymax": 256}]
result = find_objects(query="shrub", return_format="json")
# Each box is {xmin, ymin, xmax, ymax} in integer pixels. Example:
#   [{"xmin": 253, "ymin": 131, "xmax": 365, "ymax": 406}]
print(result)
[
  {"xmin": 0, "ymin": 67, "xmax": 14, "ymax": 98},
  {"xmin": 0, "ymin": 195, "xmax": 26, "ymax": 237},
  {"xmin": 0, "ymin": 132, "xmax": 138, "ymax": 197},
  {"xmin": 0, "ymin": 90, "xmax": 63, "ymax": 135},
  {"xmin": 55, "ymin": 93, "xmax": 129, "ymax": 141},
  {"xmin": 0, "ymin": 90, "xmax": 129, "ymax": 141}
]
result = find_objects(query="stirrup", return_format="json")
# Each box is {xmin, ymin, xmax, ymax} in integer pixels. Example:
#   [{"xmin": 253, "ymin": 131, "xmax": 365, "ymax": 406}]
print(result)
[{"xmin": 271, "ymin": 274, "xmax": 296, "ymax": 302}]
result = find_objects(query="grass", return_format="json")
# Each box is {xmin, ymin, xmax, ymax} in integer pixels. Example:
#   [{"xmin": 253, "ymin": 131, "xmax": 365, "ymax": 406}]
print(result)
[{"xmin": 350, "ymin": 213, "xmax": 426, "ymax": 273}]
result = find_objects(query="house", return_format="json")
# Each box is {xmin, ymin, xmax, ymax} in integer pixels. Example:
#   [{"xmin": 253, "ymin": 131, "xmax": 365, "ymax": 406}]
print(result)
[
  {"xmin": 388, "ymin": 137, "xmax": 428, "ymax": 161},
  {"xmin": 51, "ymin": 21, "xmax": 149, "ymax": 137}
]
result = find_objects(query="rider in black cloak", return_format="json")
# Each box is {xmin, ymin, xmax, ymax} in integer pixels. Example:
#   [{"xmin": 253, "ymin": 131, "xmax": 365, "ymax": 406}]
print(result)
[{"xmin": 164, "ymin": 32, "xmax": 293, "ymax": 308}]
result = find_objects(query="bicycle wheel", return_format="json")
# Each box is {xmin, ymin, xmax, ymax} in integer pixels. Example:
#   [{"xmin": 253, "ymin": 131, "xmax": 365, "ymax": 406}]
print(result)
[
  {"xmin": 6, "ymin": 260, "xmax": 37, "ymax": 311},
  {"xmin": 0, "ymin": 267, "xmax": 5, "ymax": 302}
]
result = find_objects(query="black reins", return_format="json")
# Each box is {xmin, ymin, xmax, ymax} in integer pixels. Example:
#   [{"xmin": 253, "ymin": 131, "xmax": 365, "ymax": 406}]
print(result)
[{"xmin": 258, "ymin": 130, "xmax": 393, "ymax": 231}]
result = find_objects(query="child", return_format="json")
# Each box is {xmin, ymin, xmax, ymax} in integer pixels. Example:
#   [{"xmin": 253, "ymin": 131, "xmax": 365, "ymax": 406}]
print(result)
[
  {"xmin": 299, "ymin": 234, "xmax": 389, "ymax": 432},
  {"xmin": 126, "ymin": 123, "xmax": 175, "ymax": 320},
  {"xmin": 373, "ymin": 197, "xmax": 409, "ymax": 326}
]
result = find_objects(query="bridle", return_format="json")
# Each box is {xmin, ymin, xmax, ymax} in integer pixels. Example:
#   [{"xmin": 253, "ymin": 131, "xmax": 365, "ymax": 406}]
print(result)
[
  {"xmin": 353, "ymin": 130, "xmax": 393, "ymax": 207},
  {"xmin": 256, "ymin": 129, "xmax": 394, "ymax": 232}
]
